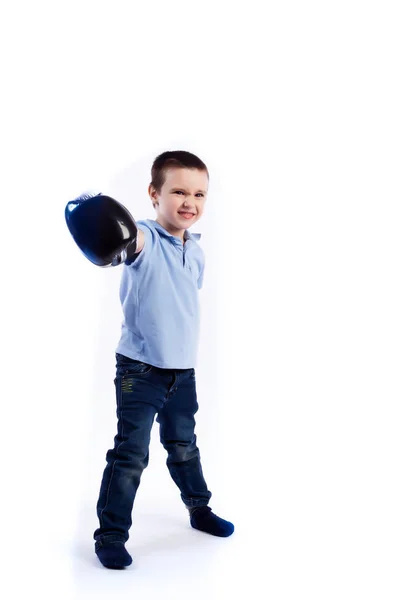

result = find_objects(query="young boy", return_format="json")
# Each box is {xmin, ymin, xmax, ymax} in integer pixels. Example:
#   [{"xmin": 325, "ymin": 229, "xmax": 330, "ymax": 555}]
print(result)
[{"xmin": 93, "ymin": 150, "xmax": 234, "ymax": 569}]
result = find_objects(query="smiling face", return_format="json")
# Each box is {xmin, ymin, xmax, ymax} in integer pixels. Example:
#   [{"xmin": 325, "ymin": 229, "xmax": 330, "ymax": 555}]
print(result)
[{"xmin": 149, "ymin": 167, "xmax": 208, "ymax": 239}]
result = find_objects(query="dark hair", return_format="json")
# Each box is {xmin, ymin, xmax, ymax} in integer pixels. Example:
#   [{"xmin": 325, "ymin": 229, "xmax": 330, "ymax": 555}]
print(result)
[{"xmin": 150, "ymin": 150, "xmax": 209, "ymax": 193}]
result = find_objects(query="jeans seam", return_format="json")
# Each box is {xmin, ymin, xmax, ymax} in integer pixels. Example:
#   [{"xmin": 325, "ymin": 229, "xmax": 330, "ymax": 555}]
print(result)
[{"xmin": 99, "ymin": 379, "xmax": 125, "ymax": 529}]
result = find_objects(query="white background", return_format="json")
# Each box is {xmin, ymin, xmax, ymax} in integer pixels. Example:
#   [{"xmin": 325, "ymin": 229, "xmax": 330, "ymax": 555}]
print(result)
[{"xmin": 1, "ymin": 1, "xmax": 399, "ymax": 598}]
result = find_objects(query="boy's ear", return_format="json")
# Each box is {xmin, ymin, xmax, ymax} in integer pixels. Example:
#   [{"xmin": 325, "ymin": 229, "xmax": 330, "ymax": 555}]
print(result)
[{"xmin": 148, "ymin": 183, "xmax": 158, "ymax": 208}]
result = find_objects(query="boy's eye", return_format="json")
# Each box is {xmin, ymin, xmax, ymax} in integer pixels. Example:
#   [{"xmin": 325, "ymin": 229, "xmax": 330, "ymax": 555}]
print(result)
[{"xmin": 174, "ymin": 191, "xmax": 204, "ymax": 197}]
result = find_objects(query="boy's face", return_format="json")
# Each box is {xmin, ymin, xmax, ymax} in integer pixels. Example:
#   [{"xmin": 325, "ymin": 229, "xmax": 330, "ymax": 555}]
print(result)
[{"xmin": 149, "ymin": 167, "xmax": 208, "ymax": 239}]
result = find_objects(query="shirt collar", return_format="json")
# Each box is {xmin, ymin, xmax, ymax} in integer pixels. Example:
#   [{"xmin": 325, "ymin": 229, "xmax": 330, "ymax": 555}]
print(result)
[{"xmin": 151, "ymin": 220, "xmax": 201, "ymax": 242}]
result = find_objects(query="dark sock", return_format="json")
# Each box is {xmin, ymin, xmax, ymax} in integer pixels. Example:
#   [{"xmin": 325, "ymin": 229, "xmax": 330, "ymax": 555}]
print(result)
[
  {"xmin": 95, "ymin": 539, "xmax": 132, "ymax": 569},
  {"xmin": 188, "ymin": 506, "xmax": 234, "ymax": 537}
]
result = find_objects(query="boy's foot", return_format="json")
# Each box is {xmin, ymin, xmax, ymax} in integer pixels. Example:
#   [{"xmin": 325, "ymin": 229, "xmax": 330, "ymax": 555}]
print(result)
[
  {"xmin": 95, "ymin": 538, "xmax": 132, "ymax": 569},
  {"xmin": 188, "ymin": 506, "xmax": 234, "ymax": 537}
]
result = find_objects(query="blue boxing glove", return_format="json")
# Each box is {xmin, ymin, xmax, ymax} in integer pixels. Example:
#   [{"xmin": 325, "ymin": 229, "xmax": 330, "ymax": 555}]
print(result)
[{"xmin": 65, "ymin": 192, "xmax": 138, "ymax": 267}]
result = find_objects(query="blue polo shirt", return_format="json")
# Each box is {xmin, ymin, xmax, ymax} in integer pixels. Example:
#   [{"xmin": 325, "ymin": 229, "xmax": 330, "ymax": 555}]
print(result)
[{"xmin": 115, "ymin": 219, "xmax": 205, "ymax": 369}]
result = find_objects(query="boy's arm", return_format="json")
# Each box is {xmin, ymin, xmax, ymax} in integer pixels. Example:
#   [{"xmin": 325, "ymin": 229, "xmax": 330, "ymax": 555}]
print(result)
[
  {"xmin": 123, "ymin": 228, "xmax": 146, "ymax": 266},
  {"xmin": 134, "ymin": 229, "xmax": 145, "ymax": 254}
]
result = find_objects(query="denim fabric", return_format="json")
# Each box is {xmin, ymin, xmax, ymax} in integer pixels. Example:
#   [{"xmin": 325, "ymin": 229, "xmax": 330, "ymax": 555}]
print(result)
[{"xmin": 93, "ymin": 353, "xmax": 212, "ymax": 543}]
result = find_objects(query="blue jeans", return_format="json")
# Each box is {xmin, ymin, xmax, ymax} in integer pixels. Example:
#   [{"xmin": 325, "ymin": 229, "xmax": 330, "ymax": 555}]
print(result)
[{"xmin": 93, "ymin": 353, "xmax": 212, "ymax": 543}]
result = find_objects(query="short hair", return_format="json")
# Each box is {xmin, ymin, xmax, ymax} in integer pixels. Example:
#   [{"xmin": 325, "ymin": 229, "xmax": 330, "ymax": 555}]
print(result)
[{"xmin": 150, "ymin": 150, "xmax": 209, "ymax": 193}]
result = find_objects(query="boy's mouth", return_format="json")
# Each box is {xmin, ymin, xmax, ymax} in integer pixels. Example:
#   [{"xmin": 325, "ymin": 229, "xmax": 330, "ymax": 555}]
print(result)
[{"xmin": 178, "ymin": 211, "xmax": 195, "ymax": 220}]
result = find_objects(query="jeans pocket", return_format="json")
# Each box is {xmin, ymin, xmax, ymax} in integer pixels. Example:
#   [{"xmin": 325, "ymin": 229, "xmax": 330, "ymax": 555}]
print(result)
[
  {"xmin": 116, "ymin": 355, "xmax": 153, "ymax": 376},
  {"xmin": 123, "ymin": 362, "xmax": 153, "ymax": 375}
]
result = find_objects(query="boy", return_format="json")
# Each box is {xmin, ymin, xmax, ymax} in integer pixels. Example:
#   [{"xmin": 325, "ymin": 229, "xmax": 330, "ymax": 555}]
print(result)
[{"xmin": 93, "ymin": 150, "xmax": 234, "ymax": 569}]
